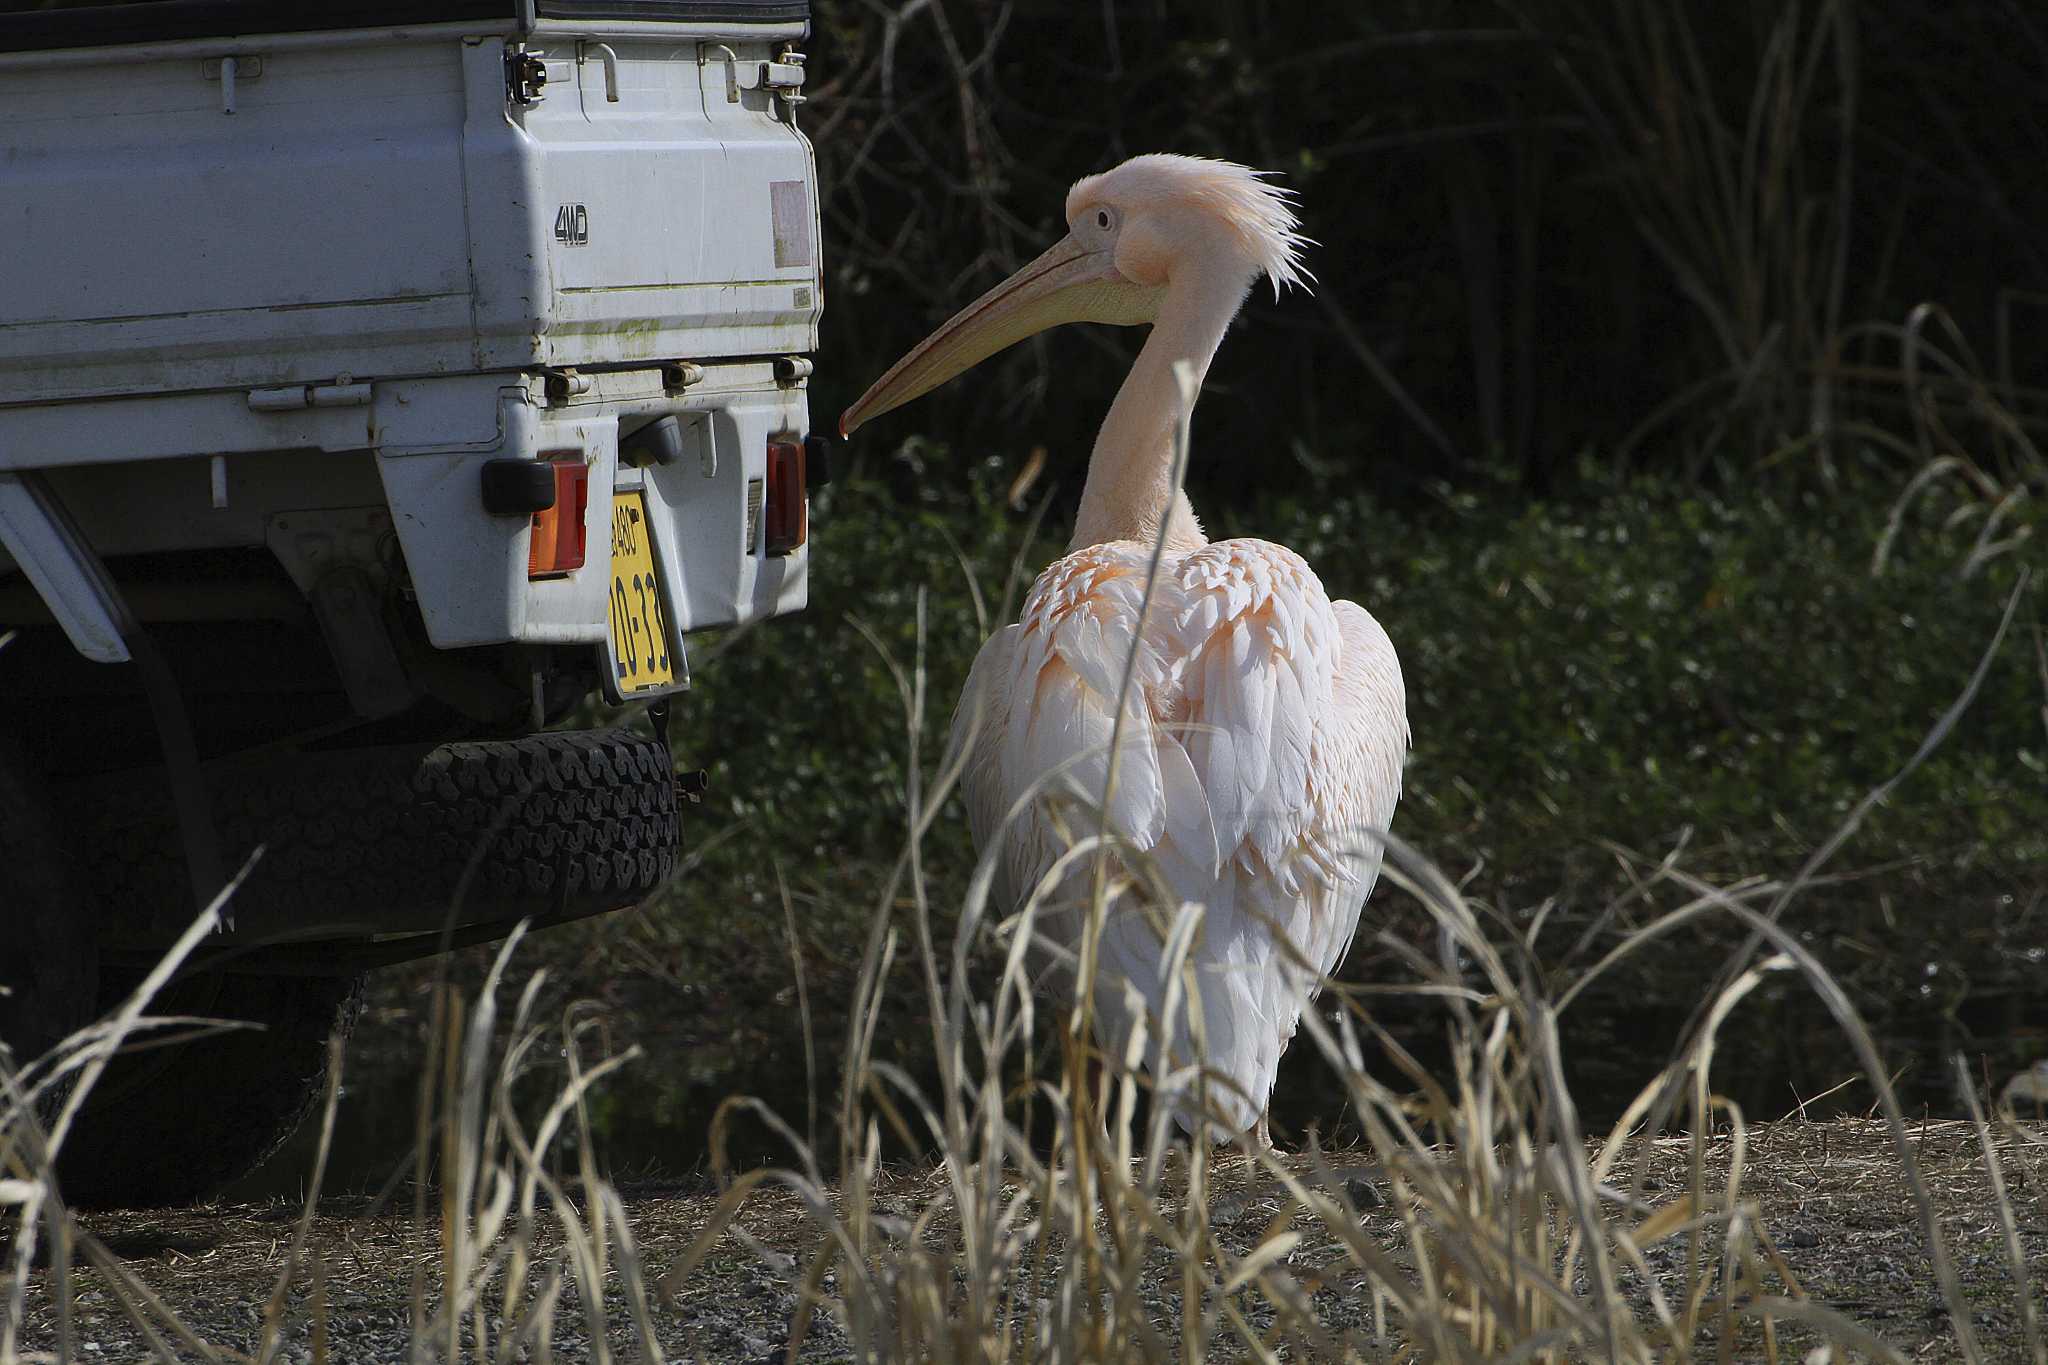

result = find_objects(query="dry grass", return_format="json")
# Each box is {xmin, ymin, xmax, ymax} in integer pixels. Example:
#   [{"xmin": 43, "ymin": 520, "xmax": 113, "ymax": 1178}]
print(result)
[
  {"xmin": 6, "ymin": 817, "xmax": 2045, "ymax": 1363},
  {"xmin": 7, "ymin": 1120, "xmax": 2044, "ymax": 1361}
]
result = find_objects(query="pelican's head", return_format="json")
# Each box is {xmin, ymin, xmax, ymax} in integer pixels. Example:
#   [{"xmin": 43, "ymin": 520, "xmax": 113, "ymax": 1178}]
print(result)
[
  {"xmin": 840, "ymin": 154, "xmax": 1310, "ymax": 436},
  {"xmin": 1064, "ymin": 154, "xmax": 1312, "ymax": 300}
]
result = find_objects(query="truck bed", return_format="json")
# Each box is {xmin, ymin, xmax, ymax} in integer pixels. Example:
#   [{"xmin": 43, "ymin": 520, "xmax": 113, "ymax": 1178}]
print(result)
[{"xmin": 0, "ymin": 0, "xmax": 821, "ymax": 405}]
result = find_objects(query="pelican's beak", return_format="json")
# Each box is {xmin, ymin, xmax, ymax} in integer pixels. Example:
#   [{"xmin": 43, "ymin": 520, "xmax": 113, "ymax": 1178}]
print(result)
[{"xmin": 840, "ymin": 233, "xmax": 1158, "ymax": 436}]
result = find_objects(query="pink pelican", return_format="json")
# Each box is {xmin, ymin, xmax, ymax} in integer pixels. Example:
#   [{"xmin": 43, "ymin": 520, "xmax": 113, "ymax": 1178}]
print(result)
[{"xmin": 841, "ymin": 154, "xmax": 1408, "ymax": 1140}]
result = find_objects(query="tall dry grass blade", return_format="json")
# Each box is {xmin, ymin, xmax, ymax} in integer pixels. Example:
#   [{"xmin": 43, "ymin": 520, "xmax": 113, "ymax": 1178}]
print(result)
[
  {"xmin": 255, "ymin": 1031, "xmax": 347, "ymax": 1365},
  {"xmin": 1957, "ymin": 487, "xmax": 2032, "ymax": 579},
  {"xmin": 565, "ymin": 1009, "xmax": 618, "ymax": 1355},
  {"xmin": 491, "ymin": 971, "xmax": 553, "ymax": 1340},
  {"xmin": 776, "ymin": 866, "xmax": 821, "ymax": 1157},
  {"xmin": 408, "ymin": 981, "xmax": 448, "ymax": 1364},
  {"xmin": 1872, "ymin": 454, "xmax": 1970, "ymax": 576},
  {"xmin": 596, "ymin": 1183, "xmax": 665, "ymax": 1364},
  {"xmin": 435, "ymin": 988, "xmax": 464, "ymax": 1365},
  {"xmin": 1060, "ymin": 358, "xmax": 1202, "ymax": 1148},
  {"xmin": 1954, "ymin": 1055, "xmax": 2044, "ymax": 1365},
  {"xmin": 1528, "ymin": 1005, "xmax": 1621, "ymax": 1361},
  {"xmin": 310, "ymin": 1251, "xmax": 327, "ymax": 1365}
]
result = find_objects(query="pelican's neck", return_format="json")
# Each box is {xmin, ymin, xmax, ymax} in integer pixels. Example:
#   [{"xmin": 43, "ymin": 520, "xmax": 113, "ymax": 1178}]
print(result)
[{"xmin": 1069, "ymin": 258, "xmax": 1250, "ymax": 553}]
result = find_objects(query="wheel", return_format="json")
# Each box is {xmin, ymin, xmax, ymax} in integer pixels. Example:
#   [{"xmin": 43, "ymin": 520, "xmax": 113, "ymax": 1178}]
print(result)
[
  {"xmin": 53, "ymin": 970, "xmax": 362, "ymax": 1208},
  {"xmin": 64, "ymin": 727, "xmax": 682, "ymax": 947},
  {"xmin": 0, "ymin": 736, "xmax": 95, "ymax": 1070}
]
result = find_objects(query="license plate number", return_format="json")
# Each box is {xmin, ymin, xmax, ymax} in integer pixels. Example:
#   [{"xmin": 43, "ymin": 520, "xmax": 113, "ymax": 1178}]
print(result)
[{"xmin": 607, "ymin": 492, "xmax": 675, "ymax": 693}]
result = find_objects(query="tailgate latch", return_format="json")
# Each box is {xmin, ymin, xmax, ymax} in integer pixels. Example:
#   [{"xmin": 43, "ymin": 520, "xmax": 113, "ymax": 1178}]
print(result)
[
  {"xmin": 506, "ymin": 46, "xmax": 548, "ymax": 107},
  {"xmin": 700, "ymin": 43, "xmax": 806, "ymax": 112}
]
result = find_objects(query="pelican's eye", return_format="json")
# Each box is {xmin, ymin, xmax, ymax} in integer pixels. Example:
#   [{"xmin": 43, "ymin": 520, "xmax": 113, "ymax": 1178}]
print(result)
[{"xmin": 1095, "ymin": 207, "xmax": 1114, "ymax": 232}]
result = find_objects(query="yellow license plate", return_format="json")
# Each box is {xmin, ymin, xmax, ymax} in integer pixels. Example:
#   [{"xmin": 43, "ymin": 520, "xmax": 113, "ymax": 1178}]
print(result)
[{"xmin": 607, "ymin": 492, "xmax": 675, "ymax": 693}]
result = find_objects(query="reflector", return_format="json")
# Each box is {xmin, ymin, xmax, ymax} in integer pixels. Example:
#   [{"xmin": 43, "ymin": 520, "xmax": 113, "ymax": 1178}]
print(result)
[
  {"xmin": 527, "ymin": 455, "xmax": 590, "ymax": 577},
  {"xmin": 764, "ymin": 436, "xmax": 807, "ymax": 555}
]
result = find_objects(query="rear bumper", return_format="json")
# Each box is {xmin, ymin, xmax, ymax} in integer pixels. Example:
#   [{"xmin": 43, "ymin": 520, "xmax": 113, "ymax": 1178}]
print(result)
[
  {"xmin": 0, "ymin": 363, "xmax": 811, "ymax": 659},
  {"xmin": 377, "ymin": 364, "xmax": 811, "ymax": 650}
]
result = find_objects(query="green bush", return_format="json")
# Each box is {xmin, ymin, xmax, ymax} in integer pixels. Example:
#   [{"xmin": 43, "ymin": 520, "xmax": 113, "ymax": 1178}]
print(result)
[{"xmin": 1254, "ymin": 470, "xmax": 2047, "ymax": 903}]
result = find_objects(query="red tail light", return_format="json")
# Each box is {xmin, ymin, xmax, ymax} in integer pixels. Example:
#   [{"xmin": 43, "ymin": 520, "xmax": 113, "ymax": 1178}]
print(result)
[
  {"xmin": 526, "ymin": 454, "xmax": 589, "ymax": 578},
  {"xmin": 764, "ymin": 435, "xmax": 807, "ymax": 555}
]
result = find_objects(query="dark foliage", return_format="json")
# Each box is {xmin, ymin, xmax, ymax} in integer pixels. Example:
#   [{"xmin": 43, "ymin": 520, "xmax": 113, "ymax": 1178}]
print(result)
[{"xmin": 807, "ymin": 0, "xmax": 2048, "ymax": 502}]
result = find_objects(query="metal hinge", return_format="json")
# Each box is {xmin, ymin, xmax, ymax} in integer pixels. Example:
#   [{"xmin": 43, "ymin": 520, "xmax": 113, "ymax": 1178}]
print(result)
[
  {"xmin": 247, "ymin": 380, "xmax": 372, "ymax": 412},
  {"xmin": 538, "ymin": 367, "xmax": 592, "ymax": 403},
  {"xmin": 201, "ymin": 54, "xmax": 262, "ymax": 80},
  {"xmin": 506, "ymin": 46, "xmax": 548, "ymax": 106},
  {"xmin": 201, "ymin": 54, "xmax": 262, "ymax": 115}
]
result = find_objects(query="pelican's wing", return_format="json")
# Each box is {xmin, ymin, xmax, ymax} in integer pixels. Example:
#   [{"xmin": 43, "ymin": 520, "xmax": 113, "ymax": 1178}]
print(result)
[
  {"xmin": 1003, "ymin": 545, "xmax": 1169, "ymax": 846},
  {"xmin": 1171, "ymin": 540, "xmax": 1340, "ymax": 893},
  {"xmin": 952, "ymin": 543, "xmax": 1211, "ymax": 954},
  {"xmin": 991, "ymin": 543, "xmax": 1210, "ymax": 860},
  {"xmin": 1162, "ymin": 541, "xmax": 1408, "ymax": 1127}
]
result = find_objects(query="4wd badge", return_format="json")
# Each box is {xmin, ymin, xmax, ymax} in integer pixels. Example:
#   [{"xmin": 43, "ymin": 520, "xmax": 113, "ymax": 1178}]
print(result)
[{"xmin": 554, "ymin": 203, "xmax": 589, "ymax": 247}]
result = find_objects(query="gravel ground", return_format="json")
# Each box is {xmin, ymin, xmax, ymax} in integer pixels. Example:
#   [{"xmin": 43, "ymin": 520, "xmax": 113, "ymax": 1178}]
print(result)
[{"xmin": 11, "ymin": 1117, "xmax": 2045, "ymax": 1361}]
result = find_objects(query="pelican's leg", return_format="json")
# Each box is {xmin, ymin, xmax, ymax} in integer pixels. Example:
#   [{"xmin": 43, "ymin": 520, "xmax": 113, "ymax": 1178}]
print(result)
[{"xmin": 1251, "ymin": 1110, "xmax": 1274, "ymax": 1153}]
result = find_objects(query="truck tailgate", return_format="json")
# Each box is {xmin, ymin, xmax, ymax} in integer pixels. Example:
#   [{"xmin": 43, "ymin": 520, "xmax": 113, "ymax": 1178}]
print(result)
[{"xmin": 0, "ymin": 6, "xmax": 820, "ymax": 404}]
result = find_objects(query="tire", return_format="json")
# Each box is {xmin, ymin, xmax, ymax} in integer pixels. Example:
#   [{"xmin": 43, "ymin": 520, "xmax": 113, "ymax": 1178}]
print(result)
[
  {"xmin": 66, "ymin": 727, "xmax": 681, "ymax": 946},
  {"xmin": 0, "ymin": 737, "xmax": 95, "ymax": 1069},
  {"xmin": 54, "ymin": 971, "xmax": 361, "ymax": 1208}
]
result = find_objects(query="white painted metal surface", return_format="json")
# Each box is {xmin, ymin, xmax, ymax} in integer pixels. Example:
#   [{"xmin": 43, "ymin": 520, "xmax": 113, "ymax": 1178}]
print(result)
[{"xmin": 0, "ymin": 14, "xmax": 818, "ymax": 660}]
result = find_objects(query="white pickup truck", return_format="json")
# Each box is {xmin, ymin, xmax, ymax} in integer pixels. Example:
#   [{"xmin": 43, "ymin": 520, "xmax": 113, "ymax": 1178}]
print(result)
[{"xmin": 0, "ymin": 0, "xmax": 824, "ymax": 1204}]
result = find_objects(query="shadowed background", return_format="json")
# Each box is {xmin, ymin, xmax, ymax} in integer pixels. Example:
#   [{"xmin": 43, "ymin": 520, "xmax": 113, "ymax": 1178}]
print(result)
[{"xmin": 802, "ymin": 0, "xmax": 2047, "ymax": 498}]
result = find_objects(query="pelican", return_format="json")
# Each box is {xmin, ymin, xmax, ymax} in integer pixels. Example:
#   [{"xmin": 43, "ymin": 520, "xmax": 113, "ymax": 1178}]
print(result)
[{"xmin": 842, "ymin": 154, "xmax": 1408, "ymax": 1139}]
